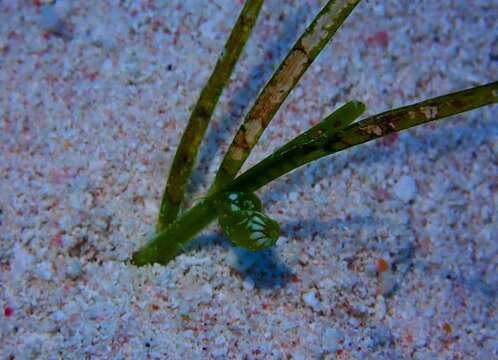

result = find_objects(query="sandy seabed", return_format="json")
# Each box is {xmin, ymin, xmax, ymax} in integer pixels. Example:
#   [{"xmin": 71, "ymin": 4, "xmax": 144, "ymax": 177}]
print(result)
[{"xmin": 1, "ymin": 0, "xmax": 497, "ymax": 358}]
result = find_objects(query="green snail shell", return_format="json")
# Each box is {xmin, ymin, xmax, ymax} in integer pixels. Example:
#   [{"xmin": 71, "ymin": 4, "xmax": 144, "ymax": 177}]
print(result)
[
  {"xmin": 219, "ymin": 210, "xmax": 280, "ymax": 251},
  {"xmin": 214, "ymin": 191, "xmax": 262, "ymax": 214}
]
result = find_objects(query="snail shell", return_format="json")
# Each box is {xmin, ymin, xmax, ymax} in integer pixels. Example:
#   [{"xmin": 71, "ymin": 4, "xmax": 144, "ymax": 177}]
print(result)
[
  {"xmin": 219, "ymin": 210, "xmax": 280, "ymax": 251},
  {"xmin": 214, "ymin": 191, "xmax": 262, "ymax": 213}
]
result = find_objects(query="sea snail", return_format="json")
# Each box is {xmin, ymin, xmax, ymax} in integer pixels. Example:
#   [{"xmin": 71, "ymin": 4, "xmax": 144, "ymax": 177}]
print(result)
[
  {"xmin": 214, "ymin": 191, "xmax": 262, "ymax": 213},
  {"xmin": 216, "ymin": 191, "xmax": 280, "ymax": 251}
]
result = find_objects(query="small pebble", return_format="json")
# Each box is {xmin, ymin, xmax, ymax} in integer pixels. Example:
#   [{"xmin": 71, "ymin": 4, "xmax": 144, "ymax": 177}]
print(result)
[
  {"xmin": 39, "ymin": 3, "xmax": 71, "ymax": 39},
  {"xmin": 65, "ymin": 259, "xmax": 83, "ymax": 279},
  {"xmin": 242, "ymin": 277, "xmax": 255, "ymax": 291},
  {"xmin": 375, "ymin": 295, "xmax": 387, "ymax": 319},
  {"xmin": 52, "ymin": 310, "xmax": 66, "ymax": 322},
  {"xmin": 101, "ymin": 58, "xmax": 114, "ymax": 77},
  {"xmin": 288, "ymin": 191, "xmax": 299, "ymax": 202},
  {"xmin": 182, "ymin": 330, "xmax": 194, "ymax": 339},
  {"xmin": 35, "ymin": 261, "xmax": 52, "ymax": 280},
  {"xmin": 302, "ymin": 291, "xmax": 320, "ymax": 311},
  {"xmin": 322, "ymin": 327, "xmax": 344, "ymax": 352},
  {"xmin": 393, "ymin": 175, "xmax": 417, "ymax": 202},
  {"xmin": 379, "ymin": 270, "xmax": 398, "ymax": 296},
  {"xmin": 144, "ymin": 199, "xmax": 158, "ymax": 217},
  {"xmin": 11, "ymin": 244, "xmax": 34, "ymax": 279}
]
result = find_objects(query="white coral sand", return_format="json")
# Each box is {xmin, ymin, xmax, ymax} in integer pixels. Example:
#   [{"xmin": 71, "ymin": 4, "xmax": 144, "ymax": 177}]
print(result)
[{"xmin": 1, "ymin": 0, "xmax": 497, "ymax": 358}]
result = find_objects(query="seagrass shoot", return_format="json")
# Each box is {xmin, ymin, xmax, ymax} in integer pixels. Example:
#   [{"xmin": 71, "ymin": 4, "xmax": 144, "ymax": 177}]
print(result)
[{"xmin": 130, "ymin": 0, "xmax": 498, "ymax": 266}]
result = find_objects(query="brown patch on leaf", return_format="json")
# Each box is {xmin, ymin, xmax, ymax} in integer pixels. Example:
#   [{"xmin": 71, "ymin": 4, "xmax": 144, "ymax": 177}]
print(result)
[
  {"xmin": 269, "ymin": 49, "xmax": 308, "ymax": 104},
  {"xmin": 420, "ymin": 106, "xmax": 438, "ymax": 120},
  {"xmin": 360, "ymin": 124, "xmax": 383, "ymax": 136}
]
